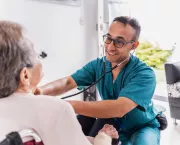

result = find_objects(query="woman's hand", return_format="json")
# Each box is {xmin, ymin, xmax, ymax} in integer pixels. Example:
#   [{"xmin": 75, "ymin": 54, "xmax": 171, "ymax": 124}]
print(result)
[
  {"xmin": 87, "ymin": 124, "xmax": 119, "ymax": 145},
  {"xmin": 99, "ymin": 124, "xmax": 119, "ymax": 139}
]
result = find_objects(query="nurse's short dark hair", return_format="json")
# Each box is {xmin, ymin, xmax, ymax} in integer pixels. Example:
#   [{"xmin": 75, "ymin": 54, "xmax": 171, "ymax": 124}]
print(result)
[
  {"xmin": 113, "ymin": 16, "xmax": 141, "ymax": 41},
  {"xmin": 0, "ymin": 21, "xmax": 35, "ymax": 98}
]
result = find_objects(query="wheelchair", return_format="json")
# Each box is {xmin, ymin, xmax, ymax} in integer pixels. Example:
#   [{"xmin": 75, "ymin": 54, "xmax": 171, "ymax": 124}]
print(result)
[{"xmin": 0, "ymin": 129, "xmax": 44, "ymax": 145}]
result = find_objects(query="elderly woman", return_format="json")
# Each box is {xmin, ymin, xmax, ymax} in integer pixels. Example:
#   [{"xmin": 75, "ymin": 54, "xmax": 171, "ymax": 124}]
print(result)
[{"xmin": 0, "ymin": 21, "xmax": 118, "ymax": 145}]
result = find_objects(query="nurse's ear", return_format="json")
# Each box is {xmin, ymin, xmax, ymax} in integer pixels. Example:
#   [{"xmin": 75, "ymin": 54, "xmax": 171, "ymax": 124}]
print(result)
[{"xmin": 131, "ymin": 41, "xmax": 139, "ymax": 50}]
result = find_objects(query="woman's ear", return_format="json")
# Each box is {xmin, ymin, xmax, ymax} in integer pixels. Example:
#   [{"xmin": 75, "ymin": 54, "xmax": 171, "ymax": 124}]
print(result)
[{"xmin": 19, "ymin": 67, "xmax": 31, "ymax": 86}]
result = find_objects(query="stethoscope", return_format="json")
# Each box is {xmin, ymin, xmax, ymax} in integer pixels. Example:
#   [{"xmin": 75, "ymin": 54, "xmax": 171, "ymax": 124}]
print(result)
[
  {"xmin": 60, "ymin": 49, "xmax": 136, "ymax": 133},
  {"xmin": 39, "ymin": 50, "xmax": 135, "ymax": 132},
  {"xmin": 61, "ymin": 49, "xmax": 135, "ymax": 100}
]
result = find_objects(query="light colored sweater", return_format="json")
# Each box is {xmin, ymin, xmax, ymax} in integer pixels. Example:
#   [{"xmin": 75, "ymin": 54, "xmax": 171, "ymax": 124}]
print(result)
[{"xmin": 0, "ymin": 93, "xmax": 111, "ymax": 145}]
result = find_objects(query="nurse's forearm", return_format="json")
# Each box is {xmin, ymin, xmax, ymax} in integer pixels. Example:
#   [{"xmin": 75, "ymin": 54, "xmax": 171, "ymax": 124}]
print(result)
[
  {"xmin": 69, "ymin": 100, "xmax": 124, "ymax": 118},
  {"xmin": 40, "ymin": 76, "xmax": 77, "ymax": 96},
  {"xmin": 69, "ymin": 97, "xmax": 137, "ymax": 118}
]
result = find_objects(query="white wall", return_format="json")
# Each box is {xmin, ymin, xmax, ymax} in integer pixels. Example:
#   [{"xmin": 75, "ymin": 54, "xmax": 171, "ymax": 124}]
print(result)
[
  {"xmin": 130, "ymin": 0, "xmax": 179, "ymax": 56},
  {"xmin": 0, "ymin": 0, "xmax": 98, "ymax": 99}
]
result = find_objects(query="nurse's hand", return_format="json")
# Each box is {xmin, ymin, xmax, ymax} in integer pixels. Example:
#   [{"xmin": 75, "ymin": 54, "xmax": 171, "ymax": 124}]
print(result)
[
  {"xmin": 99, "ymin": 124, "xmax": 119, "ymax": 139},
  {"xmin": 33, "ymin": 87, "xmax": 43, "ymax": 95}
]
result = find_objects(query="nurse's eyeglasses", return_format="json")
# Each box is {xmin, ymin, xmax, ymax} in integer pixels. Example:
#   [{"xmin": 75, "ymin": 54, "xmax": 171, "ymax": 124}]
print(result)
[{"xmin": 103, "ymin": 34, "xmax": 134, "ymax": 48}]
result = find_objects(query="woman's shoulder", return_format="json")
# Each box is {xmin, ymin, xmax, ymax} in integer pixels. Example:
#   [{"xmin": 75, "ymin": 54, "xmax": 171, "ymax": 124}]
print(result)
[
  {"xmin": 7, "ymin": 93, "xmax": 75, "ymax": 118},
  {"xmin": 30, "ymin": 95, "xmax": 73, "ymax": 110},
  {"xmin": 27, "ymin": 95, "xmax": 76, "ymax": 123},
  {"xmin": 11, "ymin": 94, "xmax": 74, "ymax": 115}
]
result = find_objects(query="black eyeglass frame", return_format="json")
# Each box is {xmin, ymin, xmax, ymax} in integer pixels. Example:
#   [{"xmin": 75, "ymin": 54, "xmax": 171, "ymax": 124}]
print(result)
[{"xmin": 103, "ymin": 34, "xmax": 135, "ymax": 48}]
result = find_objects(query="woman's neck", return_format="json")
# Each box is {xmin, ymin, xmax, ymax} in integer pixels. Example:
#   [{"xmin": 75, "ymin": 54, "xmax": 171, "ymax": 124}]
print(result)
[{"xmin": 16, "ymin": 87, "xmax": 33, "ymax": 94}]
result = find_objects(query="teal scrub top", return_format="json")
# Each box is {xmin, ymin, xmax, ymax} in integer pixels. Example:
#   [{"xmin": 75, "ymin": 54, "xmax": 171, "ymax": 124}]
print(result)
[{"xmin": 71, "ymin": 55, "xmax": 160, "ymax": 133}]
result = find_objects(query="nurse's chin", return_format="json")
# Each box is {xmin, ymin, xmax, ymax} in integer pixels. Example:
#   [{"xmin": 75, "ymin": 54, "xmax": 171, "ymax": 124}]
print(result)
[{"xmin": 105, "ymin": 56, "xmax": 119, "ymax": 63}]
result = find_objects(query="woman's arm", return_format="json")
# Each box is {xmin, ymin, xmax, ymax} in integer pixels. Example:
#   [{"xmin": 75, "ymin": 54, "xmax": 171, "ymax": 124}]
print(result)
[
  {"xmin": 87, "ymin": 136, "xmax": 95, "ymax": 144},
  {"xmin": 36, "ymin": 97, "xmax": 118, "ymax": 145},
  {"xmin": 94, "ymin": 132, "xmax": 112, "ymax": 145},
  {"xmin": 87, "ymin": 124, "xmax": 119, "ymax": 145}
]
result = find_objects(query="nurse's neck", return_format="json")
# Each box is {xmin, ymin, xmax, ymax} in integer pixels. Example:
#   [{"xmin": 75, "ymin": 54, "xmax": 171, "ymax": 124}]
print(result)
[{"xmin": 111, "ymin": 57, "xmax": 130, "ymax": 72}]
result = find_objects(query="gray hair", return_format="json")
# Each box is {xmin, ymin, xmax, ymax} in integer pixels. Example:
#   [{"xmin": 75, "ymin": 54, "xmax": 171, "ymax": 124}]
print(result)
[{"xmin": 0, "ymin": 21, "xmax": 35, "ymax": 98}]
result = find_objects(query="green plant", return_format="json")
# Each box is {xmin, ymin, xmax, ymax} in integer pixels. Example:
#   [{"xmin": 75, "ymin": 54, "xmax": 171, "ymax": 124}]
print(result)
[{"xmin": 136, "ymin": 41, "xmax": 174, "ymax": 69}]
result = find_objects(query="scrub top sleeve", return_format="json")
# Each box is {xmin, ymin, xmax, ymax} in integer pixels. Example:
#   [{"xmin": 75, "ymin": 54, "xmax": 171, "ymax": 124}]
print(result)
[
  {"xmin": 118, "ymin": 69, "xmax": 156, "ymax": 110},
  {"xmin": 71, "ymin": 59, "xmax": 97, "ymax": 87}
]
